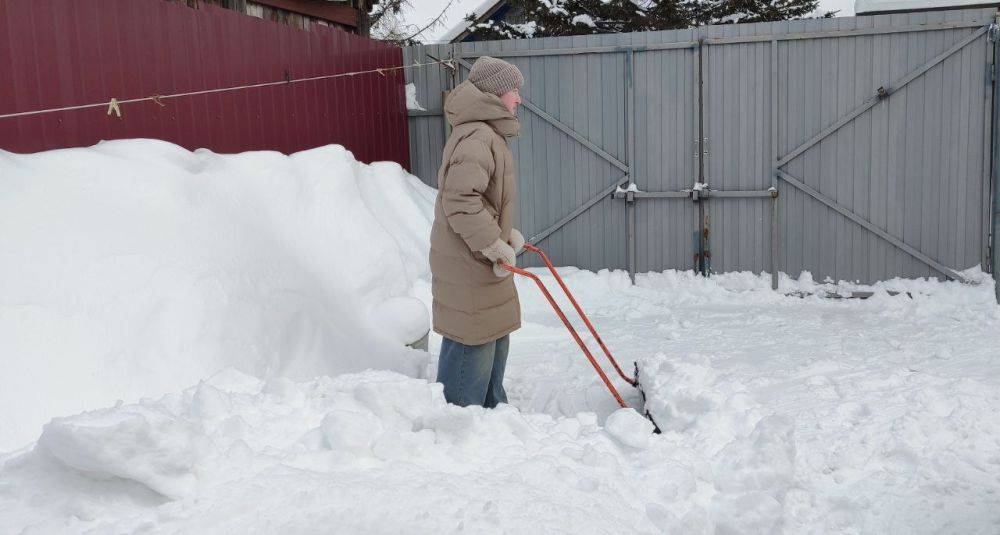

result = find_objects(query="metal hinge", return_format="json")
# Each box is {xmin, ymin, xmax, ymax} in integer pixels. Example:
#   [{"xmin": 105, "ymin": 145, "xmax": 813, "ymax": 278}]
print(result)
[{"xmin": 693, "ymin": 138, "xmax": 708, "ymax": 158}]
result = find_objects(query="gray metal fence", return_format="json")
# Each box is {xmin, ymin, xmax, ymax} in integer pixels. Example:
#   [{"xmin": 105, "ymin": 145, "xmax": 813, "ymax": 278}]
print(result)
[{"xmin": 405, "ymin": 8, "xmax": 998, "ymax": 287}]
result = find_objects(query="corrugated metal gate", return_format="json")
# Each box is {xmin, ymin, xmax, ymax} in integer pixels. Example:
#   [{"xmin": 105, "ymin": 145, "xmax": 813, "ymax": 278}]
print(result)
[{"xmin": 405, "ymin": 8, "xmax": 997, "ymax": 285}]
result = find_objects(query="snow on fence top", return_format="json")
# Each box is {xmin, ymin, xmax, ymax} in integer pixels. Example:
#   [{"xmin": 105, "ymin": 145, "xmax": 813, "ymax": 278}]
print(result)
[{"xmin": 855, "ymin": 0, "xmax": 999, "ymax": 13}]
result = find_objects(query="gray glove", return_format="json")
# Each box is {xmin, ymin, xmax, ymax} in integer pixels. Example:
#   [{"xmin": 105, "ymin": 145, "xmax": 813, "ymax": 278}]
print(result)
[{"xmin": 480, "ymin": 238, "xmax": 516, "ymax": 278}]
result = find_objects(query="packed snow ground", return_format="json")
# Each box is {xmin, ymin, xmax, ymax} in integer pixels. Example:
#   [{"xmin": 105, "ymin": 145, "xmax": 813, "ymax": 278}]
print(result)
[{"xmin": 2, "ymin": 142, "xmax": 1000, "ymax": 533}]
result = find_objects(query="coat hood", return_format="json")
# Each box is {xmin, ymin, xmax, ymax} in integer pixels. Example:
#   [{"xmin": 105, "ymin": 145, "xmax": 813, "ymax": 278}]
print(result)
[{"xmin": 444, "ymin": 81, "xmax": 521, "ymax": 138}]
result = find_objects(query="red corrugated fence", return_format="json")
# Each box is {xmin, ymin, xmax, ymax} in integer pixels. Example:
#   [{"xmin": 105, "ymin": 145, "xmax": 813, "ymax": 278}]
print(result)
[{"xmin": 0, "ymin": 0, "xmax": 410, "ymax": 167}]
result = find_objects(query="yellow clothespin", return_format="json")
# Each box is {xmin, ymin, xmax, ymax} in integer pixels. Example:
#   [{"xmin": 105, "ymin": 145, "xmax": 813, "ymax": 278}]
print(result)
[
  {"xmin": 376, "ymin": 68, "xmax": 386, "ymax": 77},
  {"xmin": 107, "ymin": 98, "xmax": 122, "ymax": 117},
  {"xmin": 151, "ymin": 94, "xmax": 165, "ymax": 107}
]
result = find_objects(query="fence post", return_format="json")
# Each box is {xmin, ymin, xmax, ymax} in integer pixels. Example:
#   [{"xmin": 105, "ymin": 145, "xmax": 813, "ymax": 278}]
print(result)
[
  {"xmin": 696, "ymin": 38, "xmax": 708, "ymax": 277},
  {"xmin": 626, "ymin": 48, "xmax": 637, "ymax": 281},
  {"xmin": 992, "ymin": 25, "xmax": 1000, "ymax": 303},
  {"xmin": 770, "ymin": 38, "xmax": 780, "ymax": 291}
]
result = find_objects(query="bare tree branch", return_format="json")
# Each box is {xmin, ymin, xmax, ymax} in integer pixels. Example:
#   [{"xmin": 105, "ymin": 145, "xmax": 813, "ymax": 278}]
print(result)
[
  {"xmin": 402, "ymin": 0, "xmax": 458, "ymax": 41},
  {"xmin": 369, "ymin": 0, "xmax": 409, "ymax": 27}
]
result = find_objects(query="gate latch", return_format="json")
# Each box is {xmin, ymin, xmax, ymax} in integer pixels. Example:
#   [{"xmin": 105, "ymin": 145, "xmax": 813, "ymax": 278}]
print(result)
[
  {"xmin": 689, "ymin": 182, "xmax": 710, "ymax": 202},
  {"xmin": 614, "ymin": 182, "xmax": 639, "ymax": 203}
]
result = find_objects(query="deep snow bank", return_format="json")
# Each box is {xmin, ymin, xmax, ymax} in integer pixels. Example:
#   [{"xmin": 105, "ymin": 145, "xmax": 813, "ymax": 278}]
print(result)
[{"xmin": 0, "ymin": 140, "xmax": 436, "ymax": 451}]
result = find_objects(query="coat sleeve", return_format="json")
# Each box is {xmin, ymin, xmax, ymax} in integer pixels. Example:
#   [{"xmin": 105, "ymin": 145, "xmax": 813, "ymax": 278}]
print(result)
[{"xmin": 441, "ymin": 137, "xmax": 502, "ymax": 252}]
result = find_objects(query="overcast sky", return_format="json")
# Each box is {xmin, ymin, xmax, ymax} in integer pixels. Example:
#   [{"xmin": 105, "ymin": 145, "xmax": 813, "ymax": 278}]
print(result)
[{"xmin": 405, "ymin": 0, "xmax": 858, "ymax": 43}]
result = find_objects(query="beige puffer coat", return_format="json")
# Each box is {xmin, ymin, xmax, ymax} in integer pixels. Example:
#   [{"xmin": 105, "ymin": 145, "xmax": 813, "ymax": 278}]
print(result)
[{"xmin": 430, "ymin": 81, "xmax": 521, "ymax": 345}]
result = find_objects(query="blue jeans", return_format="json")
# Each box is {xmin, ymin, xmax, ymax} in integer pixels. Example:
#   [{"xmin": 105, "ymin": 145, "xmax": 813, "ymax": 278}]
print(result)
[{"xmin": 436, "ymin": 335, "xmax": 509, "ymax": 408}]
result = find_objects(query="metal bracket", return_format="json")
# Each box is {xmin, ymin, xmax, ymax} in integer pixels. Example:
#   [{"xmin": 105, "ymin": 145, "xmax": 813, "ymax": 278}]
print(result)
[{"xmin": 693, "ymin": 138, "xmax": 709, "ymax": 157}]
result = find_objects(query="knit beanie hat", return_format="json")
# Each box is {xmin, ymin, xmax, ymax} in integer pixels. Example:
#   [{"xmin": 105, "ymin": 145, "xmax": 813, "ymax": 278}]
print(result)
[{"xmin": 467, "ymin": 56, "xmax": 524, "ymax": 97}]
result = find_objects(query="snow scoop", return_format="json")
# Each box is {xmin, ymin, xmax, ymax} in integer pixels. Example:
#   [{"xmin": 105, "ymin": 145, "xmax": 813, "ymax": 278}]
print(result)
[{"xmin": 499, "ymin": 244, "xmax": 661, "ymax": 434}]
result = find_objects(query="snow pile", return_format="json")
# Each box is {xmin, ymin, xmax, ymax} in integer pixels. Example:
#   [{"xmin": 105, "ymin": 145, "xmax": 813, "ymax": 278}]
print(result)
[
  {"xmin": 38, "ymin": 403, "xmax": 208, "ymax": 500},
  {"xmin": 571, "ymin": 14, "xmax": 596, "ymax": 27},
  {"xmin": 637, "ymin": 354, "xmax": 798, "ymax": 532},
  {"xmin": 604, "ymin": 408, "xmax": 655, "ymax": 449},
  {"xmin": 406, "ymin": 83, "xmax": 426, "ymax": 111},
  {"xmin": 638, "ymin": 355, "xmax": 764, "ymax": 454},
  {"xmin": 0, "ymin": 369, "xmax": 658, "ymax": 533},
  {"xmin": 614, "ymin": 182, "xmax": 641, "ymax": 195},
  {"xmin": 0, "ymin": 140, "xmax": 436, "ymax": 451}
]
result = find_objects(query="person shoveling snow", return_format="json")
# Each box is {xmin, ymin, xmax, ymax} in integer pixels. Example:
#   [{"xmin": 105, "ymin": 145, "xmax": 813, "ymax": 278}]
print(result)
[
  {"xmin": 430, "ymin": 56, "xmax": 526, "ymax": 408},
  {"xmin": 429, "ymin": 57, "xmax": 660, "ymax": 431}
]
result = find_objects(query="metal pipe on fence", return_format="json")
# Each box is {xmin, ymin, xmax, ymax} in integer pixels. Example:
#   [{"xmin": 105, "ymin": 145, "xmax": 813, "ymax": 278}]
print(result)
[
  {"xmin": 626, "ymin": 49, "xmax": 637, "ymax": 281},
  {"xmin": 770, "ymin": 39, "xmax": 780, "ymax": 291},
  {"xmin": 993, "ymin": 28, "xmax": 1000, "ymax": 303},
  {"xmin": 696, "ymin": 39, "xmax": 707, "ymax": 277}
]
